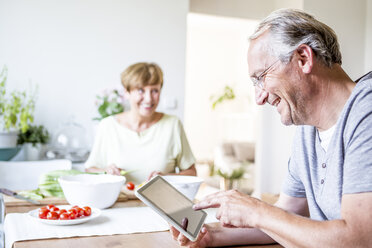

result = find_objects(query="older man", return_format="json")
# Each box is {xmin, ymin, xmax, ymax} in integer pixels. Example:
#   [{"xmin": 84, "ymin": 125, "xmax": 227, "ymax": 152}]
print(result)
[{"xmin": 171, "ymin": 8, "xmax": 372, "ymax": 247}]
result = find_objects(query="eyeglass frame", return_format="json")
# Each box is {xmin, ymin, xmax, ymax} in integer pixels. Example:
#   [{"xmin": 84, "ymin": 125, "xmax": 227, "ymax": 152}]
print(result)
[{"xmin": 250, "ymin": 59, "xmax": 280, "ymax": 89}]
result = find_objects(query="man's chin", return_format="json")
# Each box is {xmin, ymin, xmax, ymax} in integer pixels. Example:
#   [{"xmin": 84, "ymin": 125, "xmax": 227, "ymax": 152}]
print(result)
[{"xmin": 280, "ymin": 115, "xmax": 294, "ymax": 126}]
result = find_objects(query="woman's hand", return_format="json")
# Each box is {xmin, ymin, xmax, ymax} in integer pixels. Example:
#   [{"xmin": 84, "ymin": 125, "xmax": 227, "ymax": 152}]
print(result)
[
  {"xmin": 147, "ymin": 170, "xmax": 164, "ymax": 181},
  {"xmin": 105, "ymin": 164, "xmax": 122, "ymax": 176},
  {"xmin": 170, "ymin": 224, "xmax": 211, "ymax": 248}
]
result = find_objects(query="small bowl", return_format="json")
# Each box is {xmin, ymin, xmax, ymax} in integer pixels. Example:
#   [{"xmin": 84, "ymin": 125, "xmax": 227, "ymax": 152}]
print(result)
[
  {"xmin": 162, "ymin": 175, "xmax": 203, "ymax": 200},
  {"xmin": 58, "ymin": 174, "xmax": 125, "ymax": 209}
]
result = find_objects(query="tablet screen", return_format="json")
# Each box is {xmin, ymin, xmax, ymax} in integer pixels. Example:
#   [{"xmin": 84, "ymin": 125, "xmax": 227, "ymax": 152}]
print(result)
[{"xmin": 138, "ymin": 176, "xmax": 206, "ymax": 237}]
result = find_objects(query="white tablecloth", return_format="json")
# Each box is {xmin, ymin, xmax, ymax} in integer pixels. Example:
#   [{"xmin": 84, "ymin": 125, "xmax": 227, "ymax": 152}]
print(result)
[{"xmin": 4, "ymin": 207, "xmax": 218, "ymax": 248}]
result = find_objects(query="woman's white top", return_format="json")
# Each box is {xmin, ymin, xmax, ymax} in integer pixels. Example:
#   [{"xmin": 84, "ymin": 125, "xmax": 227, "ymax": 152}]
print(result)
[{"xmin": 85, "ymin": 114, "xmax": 195, "ymax": 183}]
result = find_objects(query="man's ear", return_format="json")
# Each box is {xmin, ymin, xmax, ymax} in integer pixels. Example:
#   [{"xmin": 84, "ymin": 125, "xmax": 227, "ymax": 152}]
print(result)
[{"xmin": 295, "ymin": 44, "xmax": 314, "ymax": 74}]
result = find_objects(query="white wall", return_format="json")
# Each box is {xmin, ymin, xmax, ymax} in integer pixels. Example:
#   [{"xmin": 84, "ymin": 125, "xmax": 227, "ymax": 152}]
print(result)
[
  {"xmin": 190, "ymin": 0, "xmax": 276, "ymax": 20},
  {"xmin": 0, "ymin": 0, "xmax": 188, "ymax": 145},
  {"xmin": 303, "ymin": 0, "xmax": 367, "ymax": 79},
  {"xmin": 189, "ymin": 0, "xmax": 300, "ymax": 194},
  {"xmin": 184, "ymin": 13, "xmax": 258, "ymax": 160},
  {"xmin": 366, "ymin": 0, "xmax": 372, "ymax": 71},
  {"xmin": 255, "ymin": 107, "xmax": 295, "ymax": 194}
]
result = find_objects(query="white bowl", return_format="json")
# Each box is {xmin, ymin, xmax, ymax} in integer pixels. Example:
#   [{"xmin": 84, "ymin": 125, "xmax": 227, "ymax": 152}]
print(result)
[
  {"xmin": 162, "ymin": 175, "xmax": 203, "ymax": 200},
  {"xmin": 58, "ymin": 174, "xmax": 125, "ymax": 209}
]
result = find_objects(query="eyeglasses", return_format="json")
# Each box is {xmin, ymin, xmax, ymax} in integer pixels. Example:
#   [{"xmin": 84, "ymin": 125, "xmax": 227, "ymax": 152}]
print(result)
[{"xmin": 251, "ymin": 59, "xmax": 280, "ymax": 89}]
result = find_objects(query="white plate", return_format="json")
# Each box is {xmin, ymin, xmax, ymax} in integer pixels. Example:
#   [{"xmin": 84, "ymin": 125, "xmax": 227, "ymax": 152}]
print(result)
[{"xmin": 28, "ymin": 205, "xmax": 101, "ymax": 226}]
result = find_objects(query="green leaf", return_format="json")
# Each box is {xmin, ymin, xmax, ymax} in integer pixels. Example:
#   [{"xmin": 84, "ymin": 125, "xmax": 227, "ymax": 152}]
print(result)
[
  {"xmin": 18, "ymin": 189, "xmax": 44, "ymax": 200},
  {"xmin": 17, "ymin": 124, "xmax": 50, "ymax": 145},
  {"xmin": 0, "ymin": 66, "xmax": 37, "ymax": 132},
  {"xmin": 217, "ymin": 167, "xmax": 245, "ymax": 180},
  {"xmin": 210, "ymin": 85, "xmax": 236, "ymax": 110}
]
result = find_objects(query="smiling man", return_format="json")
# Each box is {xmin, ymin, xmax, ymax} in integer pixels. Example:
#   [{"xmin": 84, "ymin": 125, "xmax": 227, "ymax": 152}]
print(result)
[{"xmin": 171, "ymin": 8, "xmax": 372, "ymax": 247}]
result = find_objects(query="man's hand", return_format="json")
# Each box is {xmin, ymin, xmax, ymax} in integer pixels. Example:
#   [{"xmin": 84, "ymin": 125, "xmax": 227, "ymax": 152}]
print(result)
[
  {"xmin": 170, "ymin": 224, "xmax": 211, "ymax": 248},
  {"xmin": 181, "ymin": 217, "xmax": 189, "ymax": 231},
  {"xmin": 193, "ymin": 190, "xmax": 264, "ymax": 228},
  {"xmin": 105, "ymin": 164, "xmax": 122, "ymax": 176}
]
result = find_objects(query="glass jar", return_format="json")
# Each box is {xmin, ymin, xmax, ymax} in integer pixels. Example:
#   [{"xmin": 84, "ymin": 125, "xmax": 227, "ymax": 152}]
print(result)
[{"xmin": 50, "ymin": 116, "xmax": 89, "ymax": 162}]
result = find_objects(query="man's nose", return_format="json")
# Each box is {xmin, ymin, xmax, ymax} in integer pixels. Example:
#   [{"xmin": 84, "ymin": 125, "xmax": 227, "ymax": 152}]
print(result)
[{"xmin": 255, "ymin": 87, "xmax": 268, "ymax": 105}]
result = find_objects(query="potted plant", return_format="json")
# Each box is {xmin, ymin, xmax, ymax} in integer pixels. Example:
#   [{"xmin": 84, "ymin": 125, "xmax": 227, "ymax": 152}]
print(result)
[
  {"xmin": 17, "ymin": 125, "xmax": 50, "ymax": 160},
  {"xmin": 217, "ymin": 165, "xmax": 246, "ymax": 190},
  {"xmin": 0, "ymin": 66, "xmax": 36, "ymax": 148}
]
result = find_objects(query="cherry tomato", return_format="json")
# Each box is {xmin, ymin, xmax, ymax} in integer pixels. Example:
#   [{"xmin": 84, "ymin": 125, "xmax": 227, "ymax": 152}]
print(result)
[
  {"xmin": 46, "ymin": 204, "xmax": 55, "ymax": 210},
  {"xmin": 126, "ymin": 182, "xmax": 135, "ymax": 190},
  {"xmin": 50, "ymin": 206, "xmax": 59, "ymax": 212},
  {"xmin": 47, "ymin": 211, "xmax": 59, "ymax": 220},
  {"xmin": 38, "ymin": 208, "xmax": 49, "ymax": 219},
  {"xmin": 75, "ymin": 207, "xmax": 85, "ymax": 217},
  {"xmin": 83, "ymin": 206, "xmax": 92, "ymax": 216},
  {"xmin": 38, "ymin": 205, "xmax": 93, "ymax": 220},
  {"xmin": 68, "ymin": 208, "xmax": 78, "ymax": 215},
  {"xmin": 69, "ymin": 212, "xmax": 77, "ymax": 219},
  {"xmin": 59, "ymin": 213, "xmax": 70, "ymax": 220},
  {"xmin": 58, "ymin": 209, "xmax": 67, "ymax": 215}
]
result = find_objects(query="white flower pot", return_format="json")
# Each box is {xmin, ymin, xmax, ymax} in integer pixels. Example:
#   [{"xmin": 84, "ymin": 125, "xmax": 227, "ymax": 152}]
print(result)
[
  {"xmin": 219, "ymin": 177, "xmax": 240, "ymax": 190},
  {"xmin": 24, "ymin": 143, "xmax": 42, "ymax": 161},
  {"xmin": 0, "ymin": 131, "xmax": 18, "ymax": 148}
]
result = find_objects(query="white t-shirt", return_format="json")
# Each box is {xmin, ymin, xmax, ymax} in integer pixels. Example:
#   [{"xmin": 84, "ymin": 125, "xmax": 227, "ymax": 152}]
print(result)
[
  {"xmin": 85, "ymin": 114, "xmax": 196, "ymax": 183},
  {"xmin": 318, "ymin": 125, "xmax": 336, "ymax": 152}
]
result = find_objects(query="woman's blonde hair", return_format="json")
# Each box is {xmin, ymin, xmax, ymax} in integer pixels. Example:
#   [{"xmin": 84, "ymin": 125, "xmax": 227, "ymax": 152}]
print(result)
[{"xmin": 121, "ymin": 62, "xmax": 163, "ymax": 91}]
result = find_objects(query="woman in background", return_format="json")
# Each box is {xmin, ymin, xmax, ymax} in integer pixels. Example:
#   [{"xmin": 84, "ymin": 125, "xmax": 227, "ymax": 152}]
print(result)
[{"xmin": 85, "ymin": 62, "xmax": 196, "ymax": 184}]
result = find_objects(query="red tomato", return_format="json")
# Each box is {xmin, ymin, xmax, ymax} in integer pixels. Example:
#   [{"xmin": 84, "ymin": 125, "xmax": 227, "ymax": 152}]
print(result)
[
  {"xmin": 126, "ymin": 182, "xmax": 135, "ymax": 190},
  {"xmin": 47, "ymin": 211, "xmax": 59, "ymax": 220},
  {"xmin": 75, "ymin": 207, "xmax": 85, "ymax": 217},
  {"xmin": 68, "ymin": 208, "xmax": 78, "ymax": 215},
  {"xmin": 50, "ymin": 206, "xmax": 59, "ymax": 212},
  {"xmin": 59, "ymin": 213, "xmax": 70, "ymax": 220},
  {"xmin": 71, "ymin": 205, "xmax": 79, "ymax": 209},
  {"xmin": 83, "ymin": 206, "xmax": 92, "ymax": 216},
  {"xmin": 69, "ymin": 212, "xmax": 77, "ymax": 219},
  {"xmin": 46, "ymin": 204, "xmax": 55, "ymax": 210},
  {"xmin": 38, "ymin": 208, "xmax": 49, "ymax": 219},
  {"xmin": 58, "ymin": 209, "xmax": 67, "ymax": 215}
]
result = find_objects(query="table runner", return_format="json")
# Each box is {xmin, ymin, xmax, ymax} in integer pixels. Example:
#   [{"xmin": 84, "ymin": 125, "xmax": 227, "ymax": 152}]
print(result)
[{"xmin": 5, "ymin": 207, "xmax": 218, "ymax": 248}]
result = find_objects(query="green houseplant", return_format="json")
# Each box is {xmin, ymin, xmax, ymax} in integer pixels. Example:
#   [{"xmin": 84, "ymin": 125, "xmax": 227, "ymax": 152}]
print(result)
[
  {"xmin": 17, "ymin": 124, "xmax": 50, "ymax": 160},
  {"xmin": 17, "ymin": 125, "xmax": 50, "ymax": 147},
  {"xmin": 0, "ymin": 66, "xmax": 36, "ymax": 149}
]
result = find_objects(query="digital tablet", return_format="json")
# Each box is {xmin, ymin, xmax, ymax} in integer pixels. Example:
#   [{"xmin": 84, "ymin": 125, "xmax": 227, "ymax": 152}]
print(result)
[{"xmin": 135, "ymin": 175, "xmax": 207, "ymax": 241}]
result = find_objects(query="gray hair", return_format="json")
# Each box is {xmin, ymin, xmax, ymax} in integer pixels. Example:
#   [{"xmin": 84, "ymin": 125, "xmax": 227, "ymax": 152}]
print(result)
[{"xmin": 250, "ymin": 9, "xmax": 342, "ymax": 67}]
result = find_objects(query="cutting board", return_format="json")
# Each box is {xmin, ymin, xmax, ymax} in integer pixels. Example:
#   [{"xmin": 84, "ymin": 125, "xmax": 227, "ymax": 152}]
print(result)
[
  {"xmin": 3, "ymin": 190, "xmax": 130, "ymax": 207},
  {"xmin": 121, "ymin": 188, "xmax": 137, "ymax": 200}
]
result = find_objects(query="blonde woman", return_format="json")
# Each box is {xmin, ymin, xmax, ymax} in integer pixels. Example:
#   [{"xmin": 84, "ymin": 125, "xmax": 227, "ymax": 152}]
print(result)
[{"xmin": 85, "ymin": 62, "xmax": 196, "ymax": 184}]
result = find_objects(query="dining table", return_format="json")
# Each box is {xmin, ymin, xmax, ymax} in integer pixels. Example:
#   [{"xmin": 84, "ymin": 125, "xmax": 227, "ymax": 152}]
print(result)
[{"xmin": 3, "ymin": 185, "xmax": 282, "ymax": 248}]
